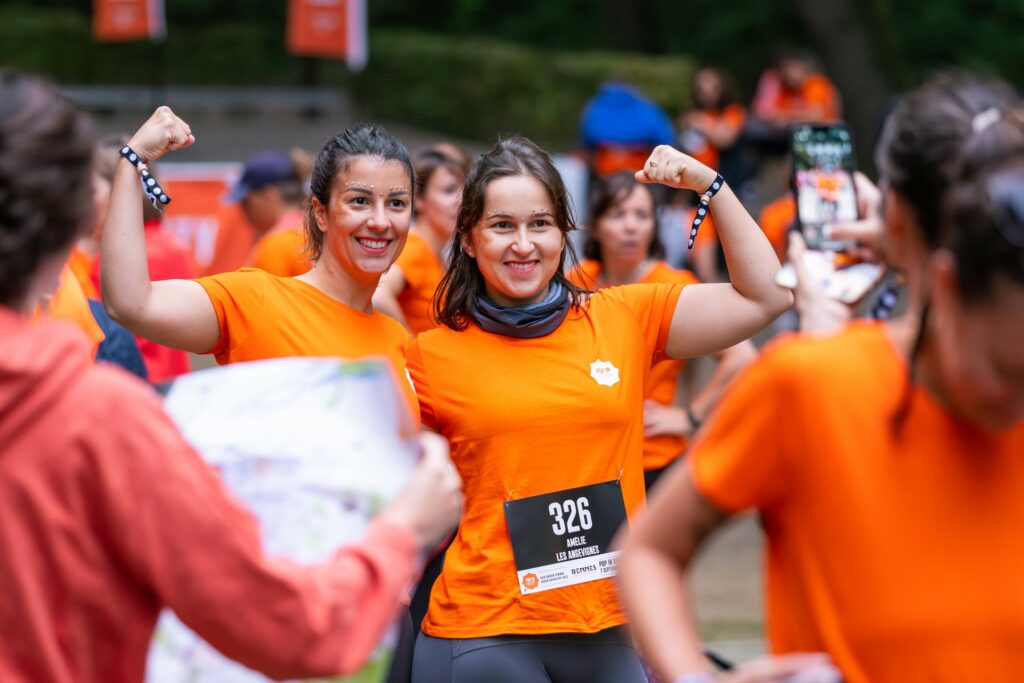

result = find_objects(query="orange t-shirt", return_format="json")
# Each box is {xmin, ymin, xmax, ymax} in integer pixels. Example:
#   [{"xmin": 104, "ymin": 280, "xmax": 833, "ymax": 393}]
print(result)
[
  {"xmin": 685, "ymin": 104, "xmax": 747, "ymax": 171},
  {"xmin": 42, "ymin": 265, "xmax": 105, "ymax": 356},
  {"xmin": 758, "ymin": 193, "xmax": 796, "ymax": 261},
  {"xmin": 757, "ymin": 72, "xmax": 841, "ymax": 123},
  {"xmin": 195, "ymin": 268, "xmax": 415, "ymax": 411},
  {"xmin": 407, "ymin": 283, "xmax": 684, "ymax": 638},
  {"xmin": 394, "ymin": 231, "xmax": 445, "ymax": 335},
  {"xmin": 67, "ymin": 246, "xmax": 98, "ymax": 300},
  {"xmin": 201, "ymin": 203, "xmax": 259, "ymax": 277},
  {"xmin": 570, "ymin": 260, "xmax": 699, "ymax": 470},
  {"xmin": 689, "ymin": 321, "xmax": 1024, "ymax": 683},
  {"xmin": 248, "ymin": 211, "xmax": 310, "ymax": 278}
]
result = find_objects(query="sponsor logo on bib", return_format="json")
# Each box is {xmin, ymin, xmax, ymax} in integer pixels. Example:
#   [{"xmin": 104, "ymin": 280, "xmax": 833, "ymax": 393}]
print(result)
[
  {"xmin": 522, "ymin": 572, "xmax": 539, "ymax": 590},
  {"xmin": 589, "ymin": 359, "xmax": 620, "ymax": 387}
]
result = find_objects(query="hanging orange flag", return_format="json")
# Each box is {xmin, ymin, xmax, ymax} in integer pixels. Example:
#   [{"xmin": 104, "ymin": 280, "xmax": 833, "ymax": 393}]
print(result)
[
  {"xmin": 286, "ymin": 0, "xmax": 367, "ymax": 69},
  {"xmin": 93, "ymin": 0, "xmax": 166, "ymax": 42}
]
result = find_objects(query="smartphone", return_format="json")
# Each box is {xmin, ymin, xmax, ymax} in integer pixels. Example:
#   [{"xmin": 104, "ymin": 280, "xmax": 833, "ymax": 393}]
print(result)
[{"xmin": 790, "ymin": 123, "xmax": 858, "ymax": 251}]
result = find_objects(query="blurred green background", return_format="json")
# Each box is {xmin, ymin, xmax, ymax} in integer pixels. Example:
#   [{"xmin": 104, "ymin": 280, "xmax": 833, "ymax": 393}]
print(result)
[{"xmin": 2, "ymin": 0, "xmax": 1022, "ymax": 150}]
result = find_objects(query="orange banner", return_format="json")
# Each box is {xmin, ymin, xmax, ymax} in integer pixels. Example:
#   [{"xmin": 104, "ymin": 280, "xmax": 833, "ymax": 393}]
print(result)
[
  {"xmin": 93, "ymin": 0, "xmax": 165, "ymax": 42},
  {"xmin": 286, "ymin": 0, "xmax": 367, "ymax": 68},
  {"xmin": 158, "ymin": 163, "xmax": 244, "ymax": 273}
]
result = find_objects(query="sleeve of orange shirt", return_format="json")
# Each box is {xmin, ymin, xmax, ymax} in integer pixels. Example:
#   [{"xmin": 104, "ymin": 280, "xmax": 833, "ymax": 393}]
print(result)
[
  {"xmin": 405, "ymin": 340, "xmax": 439, "ymax": 430},
  {"xmin": 96, "ymin": 375, "xmax": 420, "ymax": 679},
  {"xmin": 194, "ymin": 269, "xmax": 267, "ymax": 357},
  {"xmin": 687, "ymin": 342, "xmax": 800, "ymax": 514},
  {"xmin": 602, "ymin": 283, "xmax": 685, "ymax": 365}
]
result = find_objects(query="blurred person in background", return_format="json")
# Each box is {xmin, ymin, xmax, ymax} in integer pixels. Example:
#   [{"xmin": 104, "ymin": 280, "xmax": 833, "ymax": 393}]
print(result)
[
  {"xmin": 751, "ymin": 48, "xmax": 841, "ymax": 134},
  {"xmin": 0, "ymin": 67, "xmax": 464, "ymax": 683},
  {"xmin": 245, "ymin": 148, "xmax": 315, "ymax": 277},
  {"xmin": 618, "ymin": 72, "xmax": 1024, "ymax": 683},
  {"xmin": 677, "ymin": 66, "xmax": 746, "ymax": 177},
  {"xmin": 374, "ymin": 144, "xmax": 470, "ymax": 334},
  {"xmin": 581, "ymin": 78, "xmax": 675, "ymax": 178},
  {"xmin": 571, "ymin": 171, "xmax": 756, "ymax": 490},
  {"xmin": 100, "ymin": 108, "xmax": 419, "ymax": 409}
]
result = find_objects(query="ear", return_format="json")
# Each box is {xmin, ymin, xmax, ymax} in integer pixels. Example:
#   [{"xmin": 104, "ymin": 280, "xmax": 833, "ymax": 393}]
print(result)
[
  {"xmin": 461, "ymin": 231, "xmax": 475, "ymax": 259},
  {"xmin": 927, "ymin": 248, "xmax": 964, "ymax": 336},
  {"xmin": 311, "ymin": 197, "xmax": 328, "ymax": 234}
]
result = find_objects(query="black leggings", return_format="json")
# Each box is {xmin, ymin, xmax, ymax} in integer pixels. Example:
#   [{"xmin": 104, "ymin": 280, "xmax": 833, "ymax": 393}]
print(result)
[{"xmin": 411, "ymin": 627, "xmax": 648, "ymax": 683}]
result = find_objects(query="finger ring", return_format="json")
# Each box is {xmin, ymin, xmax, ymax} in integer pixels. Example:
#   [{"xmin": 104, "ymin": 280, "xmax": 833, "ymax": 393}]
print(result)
[{"xmin": 648, "ymin": 161, "xmax": 658, "ymax": 168}]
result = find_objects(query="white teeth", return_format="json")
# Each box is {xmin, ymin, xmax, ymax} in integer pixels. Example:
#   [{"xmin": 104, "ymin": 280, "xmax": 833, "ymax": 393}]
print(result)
[
  {"xmin": 357, "ymin": 238, "xmax": 389, "ymax": 249},
  {"xmin": 507, "ymin": 262, "xmax": 536, "ymax": 272}
]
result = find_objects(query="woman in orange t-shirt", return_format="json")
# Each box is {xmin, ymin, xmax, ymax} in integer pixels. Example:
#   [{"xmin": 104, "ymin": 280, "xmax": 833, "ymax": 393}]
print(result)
[
  {"xmin": 571, "ymin": 171, "xmax": 756, "ymax": 490},
  {"xmin": 374, "ymin": 145, "xmax": 470, "ymax": 334},
  {"xmin": 99, "ymin": 108, "xmax": 415, "ymax": 401},
  {"xmin": 677, "ymin": 66, "xmax": 746, "ymax": 173},
  {"xmin": 620, "ymin": 73, "xmax": 1024, "ymax": 683},
  {"xmin": 407, "ymin": 137, "xmax": 791, "ymax": 682}
]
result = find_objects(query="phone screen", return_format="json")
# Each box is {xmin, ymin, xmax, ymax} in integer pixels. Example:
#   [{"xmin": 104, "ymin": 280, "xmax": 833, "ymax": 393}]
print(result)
[{"xmin": 791, "ymin": 123, "xmax": 857, "ymax": 250}]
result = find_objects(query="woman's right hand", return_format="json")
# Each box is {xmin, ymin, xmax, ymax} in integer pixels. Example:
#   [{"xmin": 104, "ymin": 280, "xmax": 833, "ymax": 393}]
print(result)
[
  {"xmin": 636, "ymin": 145, "xmax": 718, "ymax": 193},
  {"xmin": 127, "ymin": 106, "xmax": 195, "ymax": 164},
  {"xmin": 379, "ymin": 432, "xmax": 463, "ymax": 550}
]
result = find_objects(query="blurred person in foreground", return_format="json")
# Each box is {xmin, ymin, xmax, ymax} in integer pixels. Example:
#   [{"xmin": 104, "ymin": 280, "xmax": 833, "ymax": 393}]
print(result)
[
  {"xmin": 618, "ymin": 72, "xmax": 1024, "ymax": 683},
  {"xmin": 0, "ymin": 69, "xmax": 463, "ymax": 683}
]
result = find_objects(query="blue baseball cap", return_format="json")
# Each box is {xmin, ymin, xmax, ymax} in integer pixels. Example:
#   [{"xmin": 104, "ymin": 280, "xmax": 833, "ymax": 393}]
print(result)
[{"xmin": 225, "ymin": 151, "xmax": 297, "ymax": 203}]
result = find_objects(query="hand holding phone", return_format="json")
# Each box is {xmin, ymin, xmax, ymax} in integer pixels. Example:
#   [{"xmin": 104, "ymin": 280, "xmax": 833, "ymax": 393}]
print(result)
[{"xmin": 791, "ymin": 123, "xmax": 858, "ymax": 251}]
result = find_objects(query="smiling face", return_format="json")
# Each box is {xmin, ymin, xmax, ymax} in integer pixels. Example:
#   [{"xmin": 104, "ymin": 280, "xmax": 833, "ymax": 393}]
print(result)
[
  {"xmin": 593, "ymin": 184, "xmax": 656, "ymax": 269},
  {"xmin": 463, "ymin": 174, "xmax": 564, "ymax": 307},
  {"xmin": 312, "ymin": 155, "xmax": 413, "ymax": 284}
]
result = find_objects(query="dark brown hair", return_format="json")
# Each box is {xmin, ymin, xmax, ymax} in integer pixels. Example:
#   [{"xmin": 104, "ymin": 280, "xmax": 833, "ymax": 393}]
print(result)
[
  {"xmin": 304, "ymin": 124, "xmax": 413, "ymax": 261},
  {"xmin": 414, "ymin": 144, "xmax": 470, "ymax": 207},
  {"xmin": 692, "ymin": 65, "xmax": 740, "ymax": 110},
  {"xmin": 433, "ymin": 136, "xmax": 587, "ymax": 330},
  {"xmin": 0, "ymin": 69, "xmax": 96, "ymax": 306},
  {"xmin": 584, "ymin": 171, "xmax": 665, "ymax": 263},
  {"xmin": 883, "ymin": 73, "xmax": 1024, "ymax": 431}
]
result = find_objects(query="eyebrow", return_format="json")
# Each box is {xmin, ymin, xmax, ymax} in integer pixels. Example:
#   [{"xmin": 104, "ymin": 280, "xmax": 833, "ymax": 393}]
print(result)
[{"xmin": 342, "ymin": 184, "xmax": 411, "ymax": 195}]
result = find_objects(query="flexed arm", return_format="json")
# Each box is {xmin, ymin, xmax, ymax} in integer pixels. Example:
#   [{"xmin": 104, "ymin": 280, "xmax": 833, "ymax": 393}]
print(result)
[
  {"xmin": 637, "ymin": 146, "xmax": 793, "ymax": 358},
  {"xmin": 101, "ymin": 107, "xmax": 221, "ymax": 353}
]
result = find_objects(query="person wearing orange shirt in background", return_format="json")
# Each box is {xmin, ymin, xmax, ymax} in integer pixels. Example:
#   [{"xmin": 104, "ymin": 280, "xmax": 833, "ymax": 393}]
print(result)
[
  {"xmin": 571, "ymin": 172, "xmax": 756, "ymax": 491},
  {"xmin": 677, "ymin": 67, "xmax": 746, "ymax": 174},
  {"xmin": 752, "ymin": 48, "xmax": 841, "ymax": 128},
  {"xmin": 0, "ymin": 68, "xmax": 466, "ymax": 683},
  {"xmin": 407, "ymin": 137, "xmax": 791, "ymax": 682},
  {"xmin": 100, "ymin": 108, "xmax": 417, "ymax": 409},
  {"xmin": 619, "ymin": 73, "xmax": 1024, "ymax": 683},
  {"xmin": 200, "ymin": 202, "xmax": 258, "ymax": 276},
  {"xmin": 758, "ymin": 191, "xmax": 797, "ymax": 263},
  {"xmin": 242, "ymin": 149, "xmax": 315, "ymax": 277},
  {"xmin": 374, "ymin": 144, "xmax": 470, "ymax": 334}
]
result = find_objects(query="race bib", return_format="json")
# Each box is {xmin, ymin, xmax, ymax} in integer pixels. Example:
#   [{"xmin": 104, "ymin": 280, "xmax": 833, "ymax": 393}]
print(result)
[{"xmin": 503, "ymin": 480, "xmax": 627, "ymax": 595}]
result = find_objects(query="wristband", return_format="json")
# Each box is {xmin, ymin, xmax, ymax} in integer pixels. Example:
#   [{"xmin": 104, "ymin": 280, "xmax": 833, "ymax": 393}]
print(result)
[
  {"xmin": 687, "ymin": 173, "xmax": 725, "ymax": 250},
  {"xmin": 119, "ymin": 145, "xmax": 171, "ymax": 212}
]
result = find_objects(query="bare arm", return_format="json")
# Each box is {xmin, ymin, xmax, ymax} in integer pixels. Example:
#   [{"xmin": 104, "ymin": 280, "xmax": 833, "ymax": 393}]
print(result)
[
  {"xmin": 372, "ymin": 265, "xmax": 411, "ymax": 332},
  {"xmin": 100, "ymin": 107, "xmax": 221, "ymax": 353},
  {"xmin": 617, "ymin": 463, "xmax": 728, "ymax": 678},
  {"xmin": 636, "ymin": 146, "xmax": 793, "ymax": 359}
]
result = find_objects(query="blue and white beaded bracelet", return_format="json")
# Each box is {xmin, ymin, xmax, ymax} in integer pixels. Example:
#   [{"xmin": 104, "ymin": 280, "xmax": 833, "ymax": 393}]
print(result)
[
  {"xmin": 119, "ymin": 145, "xmax": 171, "ymax": 212},
  {"xmin": 688, "ymin": 173, "xmax": 725, "ymax": 250}
]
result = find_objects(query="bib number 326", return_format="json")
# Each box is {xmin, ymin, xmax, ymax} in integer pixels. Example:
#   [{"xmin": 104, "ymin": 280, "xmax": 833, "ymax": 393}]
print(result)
[{"xmin": 504, "ymin": 480, "xmax": 627, "ymax": 595}]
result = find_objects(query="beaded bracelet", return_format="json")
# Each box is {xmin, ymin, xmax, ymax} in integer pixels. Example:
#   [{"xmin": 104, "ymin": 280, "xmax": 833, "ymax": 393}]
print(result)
[
  {"xmin": 688, "ymin": 173, "xmax": 725, "ymax": 250},
  {"xmin": 119, "ymin": 145, "xmax": 171, "ymax": 212}
]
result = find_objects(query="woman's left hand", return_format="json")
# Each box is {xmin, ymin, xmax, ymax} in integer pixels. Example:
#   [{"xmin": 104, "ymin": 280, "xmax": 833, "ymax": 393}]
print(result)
[
  {"xmin": 643, "ymin": 400, "xmax": 692, "ymax": 438},
  {"xmin": 635, "ymin": 145, "xmax": 717, "ymax": 193}
]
